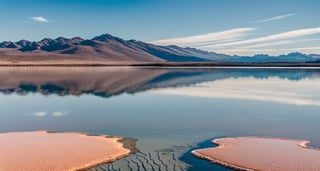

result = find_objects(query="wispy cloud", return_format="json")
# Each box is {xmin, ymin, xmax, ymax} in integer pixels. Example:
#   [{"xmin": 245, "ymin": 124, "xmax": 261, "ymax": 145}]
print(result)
[
  {"xmin": 32, "ymin": 112, "xmax": 47, "ymax": 117},
  {"xmin": 200, "ymin": 27, "xmax": 320, "ymax": 53},
  {"xmin": 30, "ymin": 16, "xmax": 50, "ymax": 23},
  {"xmin": 239, "ymin": 40, "xmax": 295, "ymax": 49},
  {"xmin": 52, "ymin": 111, "xmax": 68, "ymax": 117},
  {"xmin": 151, "ymin": 26, "xmax": 320, "ymax": 55},
  {"xmin": 31, "ymin": 111, "xmax": 68, "ymax": 117},
  {"xmin": 253, "ymin": 13, "xmax": 296, "ymax": 23},
  {"xmin": 150, "ymin": 28, "xmax": 256, "ymax": 46}
]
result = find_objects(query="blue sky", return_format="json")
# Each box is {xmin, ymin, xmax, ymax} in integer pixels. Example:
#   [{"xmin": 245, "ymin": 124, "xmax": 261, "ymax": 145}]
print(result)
[{"xmin": 0, "ymin": 0, "xmax": 319, "ymax": 55}]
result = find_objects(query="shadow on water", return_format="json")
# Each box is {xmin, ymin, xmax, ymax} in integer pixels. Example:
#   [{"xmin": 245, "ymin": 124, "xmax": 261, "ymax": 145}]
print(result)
[{"xmin": 180, "ymin": 137, "xmax": 233, "ymax": 171}]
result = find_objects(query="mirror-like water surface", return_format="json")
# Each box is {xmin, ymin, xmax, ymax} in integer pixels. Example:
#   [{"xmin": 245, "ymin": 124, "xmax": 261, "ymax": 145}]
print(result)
[{"xmin": 1, "ymin": 67, "xmax": 320, "ymax": 171}]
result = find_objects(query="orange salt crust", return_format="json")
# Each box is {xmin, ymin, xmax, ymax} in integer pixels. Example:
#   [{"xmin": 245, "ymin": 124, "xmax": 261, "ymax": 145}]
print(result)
[
  {"xmin": 0, "ymin": 131, "xmax": 136, "ymax": 171},
  {"xmin": 192, "ymin": 137, "xmax": 320, "ymax": 171}
]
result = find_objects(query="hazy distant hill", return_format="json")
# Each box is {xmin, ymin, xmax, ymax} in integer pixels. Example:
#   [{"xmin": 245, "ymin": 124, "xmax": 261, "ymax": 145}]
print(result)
[{"xmin": 0, "ymin": 34, "xmax": 318, "ymax": 64}]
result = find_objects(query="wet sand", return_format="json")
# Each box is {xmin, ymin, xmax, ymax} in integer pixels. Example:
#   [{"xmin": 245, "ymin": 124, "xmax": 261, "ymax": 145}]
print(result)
[
  {"xmin": 192, "ymin": 137, "xmax": 320, "ymax": 171},
  {"xmin": 0, "ymin": 131, "xmax": 137, "ymax": 171}
]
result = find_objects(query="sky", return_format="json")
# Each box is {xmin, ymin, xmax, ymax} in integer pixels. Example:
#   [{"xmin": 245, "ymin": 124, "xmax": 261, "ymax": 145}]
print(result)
[{"xmin": 0, "ymin": 0, "xmax": 319, "ymax": 55}]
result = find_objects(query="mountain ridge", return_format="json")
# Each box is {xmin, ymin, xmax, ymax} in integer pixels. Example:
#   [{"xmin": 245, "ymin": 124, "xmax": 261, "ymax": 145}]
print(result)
[{"xmin": 0, "ymin": 33, "xmax": 319, "ymax": 63}]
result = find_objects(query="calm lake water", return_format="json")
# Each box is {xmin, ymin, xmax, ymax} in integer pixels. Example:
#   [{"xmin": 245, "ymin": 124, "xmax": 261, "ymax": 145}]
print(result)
[{"xmin": 1, "ymin": 67, "xmax": 320, "ymax": 171}]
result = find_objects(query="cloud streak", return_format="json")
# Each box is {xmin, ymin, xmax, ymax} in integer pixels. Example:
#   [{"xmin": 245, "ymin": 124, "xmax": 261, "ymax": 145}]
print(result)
[
  {"xmin": 243, "ymin": 37, "xmax": 320, "ymax": 48},
  {"xmin": 200, "ymin": 27, "xmax": 320, "ymax": 49},
  {"xmin": 31, "ymin": 111, "xmax": 68, "ymax": 117},
  {"xmin": 253, "ymin": 13, "xmax": 296, "ymax": 23},
  {"xmin": 151, "ymin": 26, "xmax": 320, "ymax": 55},
  {"xmin": 52, "ymin": 111, "xmax": 68, "ymax": 117},
  {"xmin": 32, "ymin": 112, "xmax": 47, "ymax": 117},
  {"xmin": 150, "ymin": 28, "xmax": 256, "ymax": 46},
  {"xmin": 30, "ymin": 16, "xmax": 50, "ymax": 23}
]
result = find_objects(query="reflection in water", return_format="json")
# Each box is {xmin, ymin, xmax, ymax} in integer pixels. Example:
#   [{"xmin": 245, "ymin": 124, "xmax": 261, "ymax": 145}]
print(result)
[
  {"xmin": 1, "ymin": 67, "xmax": 320, "ymax": 171},
  {"xmin": 0, "ymin": 67, "xmax": 319, "ymax": 98},
  {"xmin": 154, "ymin": 77, "xmax": 320, "ymax": 106},
  {"xmin": 0, "ymin": 67, "xmax": 168, "ymax": 97}
]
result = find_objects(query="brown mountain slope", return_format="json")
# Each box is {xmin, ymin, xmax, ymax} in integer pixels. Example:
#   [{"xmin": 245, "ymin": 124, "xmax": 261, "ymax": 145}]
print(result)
[{"xmin": 1, "ymin": 33, "xmax": 317, "ymax": 65}]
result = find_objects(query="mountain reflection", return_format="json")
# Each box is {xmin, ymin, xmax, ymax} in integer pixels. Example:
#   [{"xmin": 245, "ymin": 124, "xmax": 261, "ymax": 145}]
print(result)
[{"xmin": 0, "ymin": 67, "xmax": 319, "ymax": 98}]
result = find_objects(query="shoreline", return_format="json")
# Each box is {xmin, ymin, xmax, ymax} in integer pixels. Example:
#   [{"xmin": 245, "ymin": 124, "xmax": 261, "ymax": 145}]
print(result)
[
  {"xmin": 72, "ymin": 137, "xmax": 136, "ymax": 171},
  {"xmin": 192, "ymin": 151, "xmax": 253, "ymax": 171},
  {"xmin": 0, "ymin": 130, "xmax": 138, "ymax": 171},
  {"xmin": 192, "ymin": 136, "xmax": 320, "ymax": 171},
  {"xmin": 179, "ymin": 137, "xmax": 235, "ymax": 171},
  {"xmin": 68, "ymin": 132, "xmax": 139, "ymax": 171},
  {"xmin": 0, "ymin": 62, "xmax": 320, "ymax": 67}
]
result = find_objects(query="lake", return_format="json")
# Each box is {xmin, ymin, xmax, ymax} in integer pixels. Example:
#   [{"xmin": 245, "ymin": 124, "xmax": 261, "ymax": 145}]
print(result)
[{"xmin": 1, "ymin": 67, "xmax": 320, "ymax": 171}]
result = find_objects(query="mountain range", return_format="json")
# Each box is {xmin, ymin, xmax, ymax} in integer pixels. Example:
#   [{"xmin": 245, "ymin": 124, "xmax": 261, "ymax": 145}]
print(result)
[{"xmin": 0, "ymin": 34, "xmax": 319, "ymax": 64}]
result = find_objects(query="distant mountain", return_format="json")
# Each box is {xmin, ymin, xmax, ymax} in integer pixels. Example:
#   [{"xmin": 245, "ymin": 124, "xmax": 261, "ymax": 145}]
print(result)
[
  {"xmin": 310, "ymin": 54, "xmax": 320, "ymax": 60},
  {"xmin": 227, "ymin": 52, "xmax": 317, "ymax": 63},
  {"xmin": 0, "ymin": 34, "xmax": 318, "ymax": 64}
]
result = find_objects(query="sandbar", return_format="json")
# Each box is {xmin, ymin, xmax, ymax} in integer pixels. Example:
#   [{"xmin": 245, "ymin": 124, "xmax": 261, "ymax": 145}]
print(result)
[
  {"xmin": 192, "ymin": 137, "xmax": 320, "ymax": 171},
  {"xmin": 0, "ymin": 131, "xmax": 137, "ymax": 171}
]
